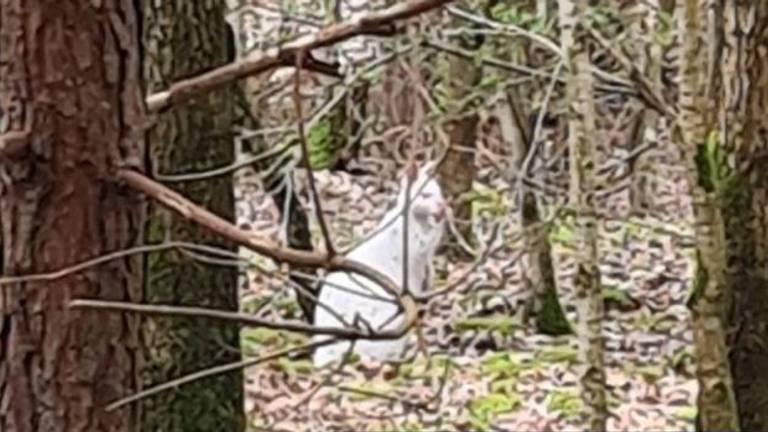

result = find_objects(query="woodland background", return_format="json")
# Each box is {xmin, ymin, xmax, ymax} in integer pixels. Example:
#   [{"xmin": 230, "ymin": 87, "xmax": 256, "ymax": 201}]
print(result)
[{"xmin": 0, "ymin": 0, "xmax": 765, "ymax": 431}]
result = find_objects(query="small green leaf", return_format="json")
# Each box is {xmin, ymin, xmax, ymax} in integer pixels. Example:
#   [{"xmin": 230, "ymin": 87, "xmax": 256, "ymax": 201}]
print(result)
[
  {"xmin": 545, "ymin": 391, "xmax": 582, "ymax": 420},
  {"xmin": 276, "ymin": 357, "xmax": 314, "ymax": 376},
  {"xmin": 456, "ymin": 316, "xmax": 522, "ymax": 337},
  {"xmin": 468, "ymin": 393, "xmax": 521, "ymax": 430},
  {"xmin": 674, "ymin": 406, "xmax": 698, "ymax": 421},
  {"xmin": 535, "ymin": 346, "xmax": 578, "ymax": 364}
]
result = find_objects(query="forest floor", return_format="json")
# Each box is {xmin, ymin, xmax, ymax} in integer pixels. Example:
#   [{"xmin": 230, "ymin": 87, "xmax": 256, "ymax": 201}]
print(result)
[{"xmin": 235, "ymin": 166, "xmax": 697, "ymax": 432}]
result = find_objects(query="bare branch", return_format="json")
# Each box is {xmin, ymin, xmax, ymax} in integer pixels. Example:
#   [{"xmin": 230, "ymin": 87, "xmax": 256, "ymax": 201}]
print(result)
[
  {"xmin": 145, "ymin": 0, "xmax": 455, "ymax": 113},
  {"xmin": 586, "ymin": 25, "xmax": 677, "ymax": 118},
  {"xmin": 445, "ymin": 5, "xmax": 562, "ymax": 56},
  {"xmin": 68, "ymin": 299, "xmax": 415, "ymax": 340},
  {"xmin": 116, "ymin": 169, "xmax": 402, "ymax": 298},
  {"xmin": 293, "ymin": 50, "xmax": 335, "ymax": 256},
  {"xmin": 0, "ymin": 241, "xmax": 212, "ymax": 286},
  {"xmin": 105, "ymin": 338, "xmax": 335, "ymax": 411}
]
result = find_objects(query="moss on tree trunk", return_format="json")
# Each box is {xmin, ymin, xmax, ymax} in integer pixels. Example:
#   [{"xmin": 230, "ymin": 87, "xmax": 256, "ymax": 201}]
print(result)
[{"xmin": 140, "ymin": 2, "xmax": 245, "ymax": 430}]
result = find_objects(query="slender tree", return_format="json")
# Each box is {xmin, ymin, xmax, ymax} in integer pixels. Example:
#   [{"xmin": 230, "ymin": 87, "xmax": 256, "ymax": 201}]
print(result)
[
  {"xmin": 437, "ymin": 10, "xmax": 482, "ymax": 255},
  {"xmin": 675, "ymin": 0, "xmax": 740, "ymax": 429},
  {"xmin": 558, "ymin": 0, "xmax": 608, "ymax": 428},
  {"xmin": 0, "ymin": 1, "xmax": 145, "ymax": 430},
  {"xmin": 140, "ymin": 2, "xmax": 245, "ymax": 430}
]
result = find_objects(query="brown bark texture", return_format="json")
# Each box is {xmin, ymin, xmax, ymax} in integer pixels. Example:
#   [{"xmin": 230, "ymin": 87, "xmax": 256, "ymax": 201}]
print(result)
[
  {"xmin": 0, "ymin": 1, "xmax": 145, "ymax": 431},
  {"xmin": 437, "ymin": 35, "xmax": 481, "ymax": 254},
  {"xmin": 140, "ymin": 1, "xmax": 245, "ymax": 430}
]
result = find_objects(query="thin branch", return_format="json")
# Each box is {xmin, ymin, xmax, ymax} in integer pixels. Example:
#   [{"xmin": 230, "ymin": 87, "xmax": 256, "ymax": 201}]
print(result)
[
  {"xmin": 293, "ymin": 49, "xmax": 335, "ymax": 256},
  {"xmin": 154, "ymin": 141, "xmax": 293, "ymax": 182},
  {"xmin": 115, "ymin": 169, "xmax": 401, "ymax": 299},
  {"xmin": 586, "ymin": 25, "xmax": 676, "ymax": 118},
  {"xmin": 69, "ymin": 299, "xmax": 416, "ymax": 341},
  {"xmin": 445, "ymin": 6, "xmax": 562, "ymax": 56},
  {"xmin": 145, "ymin": 0, "xmax": 455, "ymax": 112},
  {"xmin": 290, "ymin": 270, "xmax": 397, "ymax": 304},
  {"xmin": 0, "ymin": 241, "xmax": 207, "ymax": 286},
  {"xmin": 105, "ymin": 338, "xmax": 335, "ymax": 411},
  {"xmin": 425, "ymin": 39, "xmax": 637, "ymax": 97},
  {"xmin": 402, "ymin": 163, "xmax": 415, "ymax": 294},
  {"xmin": 517, "ymin": 60, "xmax": 564, "ymax": 196},
  {"xmin": 446, "ymin": 6, "xmax": 635, "ymax": 90}
]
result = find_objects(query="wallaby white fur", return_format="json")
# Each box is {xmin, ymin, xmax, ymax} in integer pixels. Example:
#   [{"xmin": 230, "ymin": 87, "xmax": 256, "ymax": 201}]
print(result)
[{"xmin": 312, "ymin": 163, "xmax": 446, "ymax": 367}]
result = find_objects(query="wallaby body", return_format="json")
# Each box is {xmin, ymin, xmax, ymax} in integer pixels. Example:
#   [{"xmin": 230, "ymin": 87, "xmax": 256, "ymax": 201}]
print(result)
[{"xmin": 312, "ymin": 164, "xmax": 446, "ymax": 367}]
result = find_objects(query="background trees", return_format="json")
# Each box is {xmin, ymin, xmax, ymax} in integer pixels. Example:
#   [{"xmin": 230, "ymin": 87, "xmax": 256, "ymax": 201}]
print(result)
[
  {"xmin": 139, "ymin": 1, "xmax": 244, "ymax": 430},
  {"xmin": 3, "ymin": 0, "xmax": 768, "ymax": 430}
]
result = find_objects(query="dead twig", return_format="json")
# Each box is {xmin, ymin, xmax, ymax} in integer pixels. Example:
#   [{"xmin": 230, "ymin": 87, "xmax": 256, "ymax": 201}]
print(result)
[
  {"xmin": 69, "ymin": 299, "xmax": 417, "ymax": 341},
  {"xmin": 116, "ymin": 169, "xmax": 401, "ymax": 300},
  {"xmin": 105, "ymin": 338, "xmax": 336, "ymax": 411},
  {"xmin": 293, "ymin": 49, "xmax": 335, "ymax": 256},
  {"xmin": 145, "ymin": 0, "xmax": 456, "ymax": 112},
  {"xmin": 0, "ymin": 241, "xmax": 215, "ymax": 286}
]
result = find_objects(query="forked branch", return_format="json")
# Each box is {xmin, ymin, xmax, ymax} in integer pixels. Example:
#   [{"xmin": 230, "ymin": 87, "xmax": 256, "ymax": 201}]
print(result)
[
  {"xmin": 116, "ymin": 169, "xmax": 401, "ymax": 299},
  {"xmin": 145, "ymin": 0, "xmax": 455, "ymax": 112}
]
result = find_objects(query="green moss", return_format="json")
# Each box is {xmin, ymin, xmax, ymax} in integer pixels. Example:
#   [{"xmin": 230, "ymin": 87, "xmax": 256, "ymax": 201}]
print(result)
[
  {"xmin": 549, "ymin": 215, "xmax": 576, "ymax": 247},
  {"xmin": 537, "ymin": 283, "xmax": 572, "ymax": 335},
  {"xmin": 241, "ymin": 327, "xmax": 306, "ymax": 355},
  {"xmin": 602, "ymin": 286, "xmax": 637, "ymax": 310},
  {"xmin": 456, "ymin": 315, "xmax": 522, "ymax": 337},
  {"xmin": 470, "ymin": 183, "xmax": 508, "ymax": 220},
  {"xmin": 674, "ymin": 406, "xmax": 698, "ymax": 421},
  {"xmin": 687, "ymin": 251, "xmax": 707, "ymax": 309},
  {"xmin": 545, "ymin": 390, "xmax": 582, "ymax": 420},
  {"xmin": 342, "ymin": 382, "xmax": 395, "ymax": 401},
  {"xmin": 535, "ymin": 345, "xmax": 578, "ymax": 365},
  {"xmin": 468, "ymin": 393, "xmax": 522, "ymax": 431},
  {"xmin": 306, "ymin": 98, "xmax": 348, "ymax": 170},
  {"xmin": 276, "ymin": 357, "xmax": 314, "ymax": 376},
  {"xmin": 275, "ymin": 297, "xmax": 301, "ymax": 319},
  {"xmin": 481, "ymin": 352, "xmax": 523, "ymax": 379}
]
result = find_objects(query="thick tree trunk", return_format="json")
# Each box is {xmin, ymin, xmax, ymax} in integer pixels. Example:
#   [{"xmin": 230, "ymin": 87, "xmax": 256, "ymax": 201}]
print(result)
[
  {"xmin": 0, "ymin": 1, "xmax": 145, "ymax": 431},
  {"xmin": 558, "ymin": 0, "xmax": 608, "ymax": 429},
  {"xmin": 140, "ymin": 2, "xmax": 245, "ymax": 430},
  {"xmin": 718, "ymin": 2, "xmax": 768, "ymax": 429}
]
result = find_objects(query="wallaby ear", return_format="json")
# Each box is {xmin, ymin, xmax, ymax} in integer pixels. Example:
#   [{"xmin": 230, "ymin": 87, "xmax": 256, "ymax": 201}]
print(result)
[{"xmin": 420, "ymin": 160, "xmax": 438, "ymax": 178}]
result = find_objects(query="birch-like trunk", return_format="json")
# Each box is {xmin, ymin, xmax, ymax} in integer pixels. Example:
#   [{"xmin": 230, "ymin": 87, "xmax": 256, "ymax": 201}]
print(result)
[
  {"xmin": 557, "ymin": 0, "xmax": 608, "ymax": 429},
  {"xmin": 675, "ymin": 0, "xmax": 740, "ymax": 429}
]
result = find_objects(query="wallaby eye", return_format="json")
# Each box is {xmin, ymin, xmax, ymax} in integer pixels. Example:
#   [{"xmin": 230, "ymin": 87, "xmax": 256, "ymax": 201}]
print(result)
[{"xmin": 420, "ymin": 192, "xmax": 433, "ymax": 199}]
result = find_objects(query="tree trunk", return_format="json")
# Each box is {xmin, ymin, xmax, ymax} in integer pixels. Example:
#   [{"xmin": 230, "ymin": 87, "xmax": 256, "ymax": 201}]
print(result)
[
  {"xmin": 675, "ymin": 0, "xmax": 740, "ymax": 429},
  {"xmin": 0, "ymin": 1, "xmax": 145, "ymax": 431},
  {"xmin": 140, "ymin": 2, "xmax": 245, "ymax": 430},
  {"xmin": 718, "ymin": 2, "xmax": 768, "ymax": 429},
  {"xmin": 437, "ymin": 30, "xmax": 481, "ymax": 257},
  {"xmin": 558, "ymin": 0, "xmax": 608, "ymax": 429},
  {"xmin": 495, "ymin": 90, "xmax": 569, "ymax": 334}
]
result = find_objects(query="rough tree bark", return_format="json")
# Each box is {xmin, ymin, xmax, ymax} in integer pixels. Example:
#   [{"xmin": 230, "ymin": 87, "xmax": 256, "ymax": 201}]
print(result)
[
  {"xmin": 437, "ymin": 25, "xmax": 481, "ymax": 256},
  {"xmin": 557, "ymin": 0, "xmax": 608, "ymax": 429},
  {"xmin": 0, "ymin": 1, "xmax": 145, "ymax": 431},
  {"xmin": 718, "ymin": 1, "xmax": 768, "ymax": 429},
  {"xmin": 140, "ymin": 2, "xmax": 245, "ymax": 430},
  {"xmin": 675, "ymin": 0, "xmax": 740, "ymax": 429}
]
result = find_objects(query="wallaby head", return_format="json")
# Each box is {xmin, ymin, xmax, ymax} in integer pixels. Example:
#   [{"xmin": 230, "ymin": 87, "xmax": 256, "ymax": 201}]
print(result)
[{"xmin": 395, "ymin": 160, "xmax": 447, "ymax": 232}]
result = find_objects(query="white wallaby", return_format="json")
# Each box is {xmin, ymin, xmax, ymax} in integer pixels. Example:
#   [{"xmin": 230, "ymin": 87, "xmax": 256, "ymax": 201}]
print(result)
[{"xmin": 312, "ymin": 162, "xmax": 447, "ymax": 367}]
